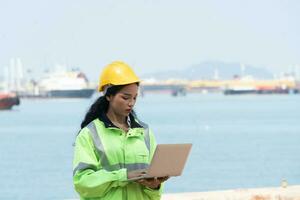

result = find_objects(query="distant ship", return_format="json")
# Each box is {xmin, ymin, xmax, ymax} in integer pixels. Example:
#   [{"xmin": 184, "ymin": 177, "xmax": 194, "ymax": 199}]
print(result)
[
  {"xmin": 38, "ymin": 70, "xmax": 95, "ymax": 98},
  {"xmin": 224, "ymin": 86, "xmax": 257, "ymax": 95},
  {"xmin": 0, "ymin": 92, "xmax": 20, "ymax": 110},
  {"xmin": 224, "ymin": 86, "xmax": 298, "ymax": 95},
  {"xmin": 223, "ymin": 75, "xmax": 299, "ymax": 95}
]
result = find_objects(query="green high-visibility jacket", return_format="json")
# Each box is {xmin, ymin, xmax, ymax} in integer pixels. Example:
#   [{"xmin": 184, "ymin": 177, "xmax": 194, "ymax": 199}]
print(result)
[{"xmin": 73, "ymin": 114, "xmax": 163, "ymax": 200}]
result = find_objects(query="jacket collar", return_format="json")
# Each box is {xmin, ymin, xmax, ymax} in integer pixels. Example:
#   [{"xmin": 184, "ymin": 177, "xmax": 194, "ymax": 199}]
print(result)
[{"xmin": 99, "ymin": 111, "xmax": 144, "ymax": 129}]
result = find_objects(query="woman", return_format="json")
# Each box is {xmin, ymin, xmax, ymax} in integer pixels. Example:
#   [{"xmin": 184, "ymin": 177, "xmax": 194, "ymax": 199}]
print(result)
[{"xmin": 73, "ymin": 61, "xmax": 168, "ymax": 200}]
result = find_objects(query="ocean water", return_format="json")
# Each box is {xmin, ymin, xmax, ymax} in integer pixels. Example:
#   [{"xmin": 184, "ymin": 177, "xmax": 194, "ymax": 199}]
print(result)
[{"xmin": 0, "ymin": 93, "xmax": 300, "ymax": 199}]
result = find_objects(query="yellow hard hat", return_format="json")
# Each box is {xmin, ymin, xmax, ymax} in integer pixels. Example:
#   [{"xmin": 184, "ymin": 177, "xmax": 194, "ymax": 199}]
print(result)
[{"xmin": 98, "ymin": 61, "xmax": 140, "ymax": 92}]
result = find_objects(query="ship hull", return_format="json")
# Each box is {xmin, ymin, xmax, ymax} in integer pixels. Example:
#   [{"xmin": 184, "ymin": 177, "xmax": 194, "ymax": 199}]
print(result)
[
  {"xmin": 224, "ymin": 89, "xmax": 256, "ymax": 95},
  {"xmin": 0, "ymin": 94, "xmax": 20, "ymax": 110},
  {"xmin": 47, "ymin": 89, "xmax": 95, "ymax": 98}
]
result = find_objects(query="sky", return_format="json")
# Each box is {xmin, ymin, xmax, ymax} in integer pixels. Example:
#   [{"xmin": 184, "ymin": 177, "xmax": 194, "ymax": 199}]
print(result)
[{"xmin": 0, "ymin": 0, "xmax": 300, "ymax": 80}]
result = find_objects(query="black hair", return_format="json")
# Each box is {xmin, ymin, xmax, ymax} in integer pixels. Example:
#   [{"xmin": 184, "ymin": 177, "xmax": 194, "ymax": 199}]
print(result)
[{"xmin": 80, "ymin": 83, "xmax": 139, "ymax": 129}]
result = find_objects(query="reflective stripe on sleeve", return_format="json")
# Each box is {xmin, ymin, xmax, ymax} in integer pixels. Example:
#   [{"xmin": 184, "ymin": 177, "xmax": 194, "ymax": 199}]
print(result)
[
  {"xmin": 73, "ymin": 162, "xmax": 97, "ymax": 176},
  {"xmin": 107, "ymin": 163, "xmax": 149, "ymax": 172}
]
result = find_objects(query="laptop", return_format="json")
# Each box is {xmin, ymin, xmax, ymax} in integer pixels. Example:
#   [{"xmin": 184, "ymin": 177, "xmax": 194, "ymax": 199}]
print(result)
[{"xmin": 128, "ymin": 143, "xmax": 192, "ymax": 181}]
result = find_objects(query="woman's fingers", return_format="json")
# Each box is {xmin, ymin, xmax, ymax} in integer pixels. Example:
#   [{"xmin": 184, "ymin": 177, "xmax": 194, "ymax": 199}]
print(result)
[
  {"xmin": 136, "ymin": 176, "xmax": 169, "ymax": 189},
  {"xmin": 127, "ymin": 170, "xmax": 147, "ymax": 179},
  {"xmin": 155, "ymin": 176, "xmax": 168, "ymax": 183},
  {"xmin": 136, "ymin": 178, "xmax": 160, "ymax": 189}
]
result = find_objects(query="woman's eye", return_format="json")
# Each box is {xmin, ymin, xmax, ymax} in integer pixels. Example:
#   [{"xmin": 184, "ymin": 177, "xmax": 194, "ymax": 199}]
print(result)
[{"xmin": 122, "ymin": 97, "xmax": 129, "ymax": 100}]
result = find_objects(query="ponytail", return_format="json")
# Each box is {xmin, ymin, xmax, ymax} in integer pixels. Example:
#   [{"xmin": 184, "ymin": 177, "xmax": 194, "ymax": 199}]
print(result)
[{"xmin": 80, "ymin": 96, "xmax": 108, "ymax": 128}]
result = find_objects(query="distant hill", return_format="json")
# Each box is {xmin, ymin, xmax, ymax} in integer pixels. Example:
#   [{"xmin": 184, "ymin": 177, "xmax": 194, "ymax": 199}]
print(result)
[{"xmin": 142, "ymin": 61, "xmax": 273, "ymax": 80}]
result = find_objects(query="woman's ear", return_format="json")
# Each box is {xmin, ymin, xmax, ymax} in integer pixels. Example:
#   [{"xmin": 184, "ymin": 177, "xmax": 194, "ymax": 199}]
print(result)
[{"xmin": 106, "ymin": 95, "xmax": 111, "ymax": 102}]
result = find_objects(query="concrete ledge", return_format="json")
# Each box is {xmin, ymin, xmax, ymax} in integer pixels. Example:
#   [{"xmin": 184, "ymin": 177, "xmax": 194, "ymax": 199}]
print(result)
[{"xmin": 162, "ymin": 185, "xmax": 300, "ymax": 200}]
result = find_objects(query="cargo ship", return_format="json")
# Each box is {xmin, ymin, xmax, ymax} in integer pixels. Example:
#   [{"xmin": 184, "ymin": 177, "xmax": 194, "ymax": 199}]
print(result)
[
  {"xmin": 223, "ymin": 77, "xmax": 299, "ymax": 95},
  {"xmin": 37, "ymin": 70, "xmax": 95, "ymax": 98},
  {"xmin": 224, "ymin": 86, "xmax": 298, "ymax": 95}
]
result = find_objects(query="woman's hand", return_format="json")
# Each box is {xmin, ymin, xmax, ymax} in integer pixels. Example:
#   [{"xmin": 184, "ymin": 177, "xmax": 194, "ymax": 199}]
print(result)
[
  {"xmin": 127, "ymin": 170, "xmax": 147, "ymax": 179},
  {"xmin": 136, "ymin": 176, "xmax": 169, "ymax": 189}
]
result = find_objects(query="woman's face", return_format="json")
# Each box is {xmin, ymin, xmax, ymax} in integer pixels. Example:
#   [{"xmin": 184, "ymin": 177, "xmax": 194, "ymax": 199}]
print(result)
[{"xmin": 107, "ymin": 83, "xmax": 139, "ymax": 117}]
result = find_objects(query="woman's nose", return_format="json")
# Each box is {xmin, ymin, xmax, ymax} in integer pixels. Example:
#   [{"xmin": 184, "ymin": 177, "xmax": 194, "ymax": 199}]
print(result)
[{"xmin": 128, "ymin": 99, "xmax": 135, "ymax": 107}]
